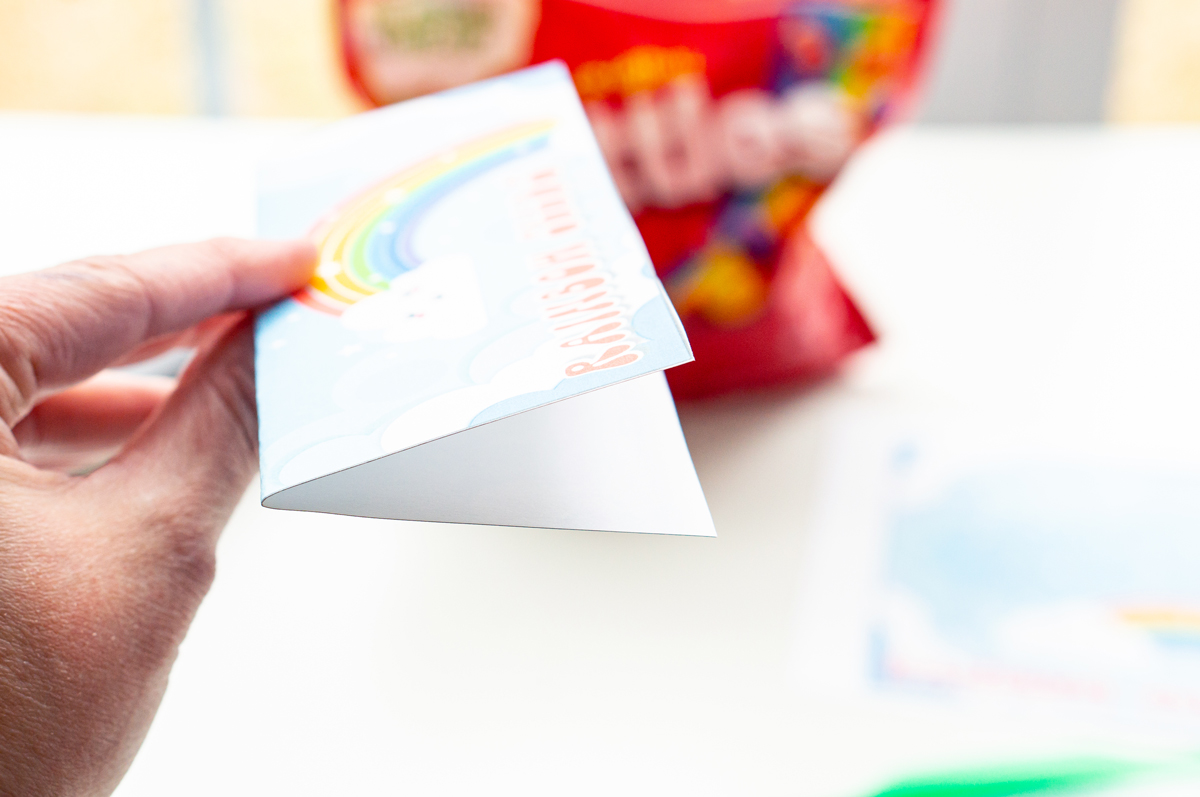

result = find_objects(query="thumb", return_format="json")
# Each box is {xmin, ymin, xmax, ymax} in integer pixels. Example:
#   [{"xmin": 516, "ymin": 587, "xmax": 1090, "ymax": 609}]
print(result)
[{"xmin": 91, "ymin": 313, "xmax": 261, "ymax": 563}]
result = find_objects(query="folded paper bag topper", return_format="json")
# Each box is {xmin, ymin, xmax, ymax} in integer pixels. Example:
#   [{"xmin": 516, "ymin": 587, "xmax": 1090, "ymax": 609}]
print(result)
[{"xmin": 254, "ymin": 62, "xmax": 715, "ymax": 536}]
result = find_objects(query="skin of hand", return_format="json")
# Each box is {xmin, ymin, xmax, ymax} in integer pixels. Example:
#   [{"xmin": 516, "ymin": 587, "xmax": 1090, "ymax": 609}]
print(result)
[{"xmin": 0, "ymin": 238, "xmax": 315, "ymax": 796}]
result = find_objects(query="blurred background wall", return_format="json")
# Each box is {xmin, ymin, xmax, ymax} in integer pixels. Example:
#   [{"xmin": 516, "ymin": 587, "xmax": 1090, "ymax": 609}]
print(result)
[
  {"xmin": 919, "ymin": 0, "xmax": 1123, "ymax": 122},
  {"xmin": 1108, "ymin": 0, "xmax": 1200, "ymax": 121},
  {"xmin": 0, "ymin": 0, "xmax": 1197, "ymax": 121},
  {"xmin": 920, "ymin": 0, "xmax": 1200, "ymax": 121},
  {"xmin": 0, "ymin": 0, "xmax": 364, "ymax": 116}
]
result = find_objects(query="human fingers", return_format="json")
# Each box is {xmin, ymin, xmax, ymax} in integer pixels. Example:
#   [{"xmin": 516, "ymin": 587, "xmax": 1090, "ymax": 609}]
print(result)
[
  {"xmin": 87, "ymin": 312, "xmax": 261, "ymax": 575},
  {"xmin": 109, "ymin": 313, "xmax": 238, "ymax": 370},
  {"xmin": 0, "ymin": 315, "xmax": 264, "ymax": 797},
  {"xmin": 0, "ymin": 237, "xmax": 314, "ymax": 428},
  {"xmin": 13, "ymin": 372, "xmax": 175, "ymax": 471}
]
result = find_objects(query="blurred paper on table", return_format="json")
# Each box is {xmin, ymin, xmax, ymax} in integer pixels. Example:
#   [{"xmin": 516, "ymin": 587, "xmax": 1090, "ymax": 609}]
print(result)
[
  {"xmin": 794, "ymin": 411, "xmax": 1200, "ymax": 736},
  {"xmin": 860, "ymin": 756, "xmax": 1200, "ymax": 797},
  {"xmin": 254, "ymin": 62, "xmax": 712, "ymax": 536}
]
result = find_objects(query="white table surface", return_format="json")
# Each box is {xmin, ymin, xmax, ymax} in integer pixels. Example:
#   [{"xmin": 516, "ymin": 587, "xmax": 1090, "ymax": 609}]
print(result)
[{"xmin": 2, "ymin": 115, "xmax": 1199, "ymax": 796}]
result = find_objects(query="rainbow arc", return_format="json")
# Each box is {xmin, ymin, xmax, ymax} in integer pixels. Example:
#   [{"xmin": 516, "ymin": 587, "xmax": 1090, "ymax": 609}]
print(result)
[{"xmin": 296, "ymin": 121, "xmax": 555, "ymax": 316}]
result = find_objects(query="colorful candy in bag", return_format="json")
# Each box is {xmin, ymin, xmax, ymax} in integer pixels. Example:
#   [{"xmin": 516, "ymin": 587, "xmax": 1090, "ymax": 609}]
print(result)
[{"xmin": 339, "ymin": 0, "xmax": 939, "ymax": 397}]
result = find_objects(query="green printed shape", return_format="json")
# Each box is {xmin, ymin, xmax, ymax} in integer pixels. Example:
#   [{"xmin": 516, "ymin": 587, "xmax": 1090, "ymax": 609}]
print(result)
[{"xmin": 871, "ymin": 759, "xmax": 1147, "ymax": 797}]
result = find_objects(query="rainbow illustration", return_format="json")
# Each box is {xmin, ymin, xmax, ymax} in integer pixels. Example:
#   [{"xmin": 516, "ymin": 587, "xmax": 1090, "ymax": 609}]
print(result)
[
  {"xmin": 295, "ymin": 120, "xmax": 555, "ymax": 316},
  {"xmin": 1119, "ymin": 607, "xmax": 1200, "ymax": 650}
]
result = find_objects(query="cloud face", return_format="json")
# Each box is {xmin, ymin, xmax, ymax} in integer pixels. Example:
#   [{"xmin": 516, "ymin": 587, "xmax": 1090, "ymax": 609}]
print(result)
[{"xmin": 340, "ymin": 255, "xmax": 488, "ymax": 343}]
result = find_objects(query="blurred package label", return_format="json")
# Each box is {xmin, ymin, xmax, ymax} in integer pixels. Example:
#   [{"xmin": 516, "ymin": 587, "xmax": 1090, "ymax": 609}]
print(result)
[
  {"xmin": 341, "ymin": 0, "xmax": 938, "ymax": 396},
  {"xmin": 341, "ymin": 0, "xmax": 540, "ymax": 102}
]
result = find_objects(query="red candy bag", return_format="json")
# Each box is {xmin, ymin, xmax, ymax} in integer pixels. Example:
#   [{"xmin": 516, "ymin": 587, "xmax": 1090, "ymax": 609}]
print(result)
[{"xmin": 339, "ymin": 0, "xmax": 939, "ymax": 397}]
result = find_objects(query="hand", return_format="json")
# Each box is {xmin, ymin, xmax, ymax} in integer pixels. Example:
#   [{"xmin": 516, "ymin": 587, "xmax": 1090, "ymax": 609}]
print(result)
[{"xmin": 0, "ymin": 238, "xmax": 315, "ymax": 796}]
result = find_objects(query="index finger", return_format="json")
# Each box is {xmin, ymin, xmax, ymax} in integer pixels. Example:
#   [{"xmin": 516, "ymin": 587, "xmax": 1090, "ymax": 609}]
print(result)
[{"xmin": 0, "ymin": 237, "xmax": 315, "ymax": 426}]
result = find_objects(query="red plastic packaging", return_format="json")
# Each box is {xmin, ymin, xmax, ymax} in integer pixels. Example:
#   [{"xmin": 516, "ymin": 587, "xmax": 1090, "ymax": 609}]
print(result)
[{"xmin": 339, "ymin": 0, "xmax": 940, "ymax": 397}]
